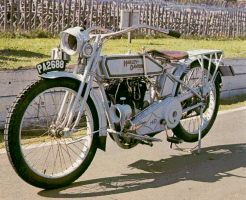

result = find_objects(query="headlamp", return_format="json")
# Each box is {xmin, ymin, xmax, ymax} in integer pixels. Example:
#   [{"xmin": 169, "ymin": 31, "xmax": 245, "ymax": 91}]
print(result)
[{"xmin": 60, "ymin": 27, "xmax": 90, "ymax": 56}]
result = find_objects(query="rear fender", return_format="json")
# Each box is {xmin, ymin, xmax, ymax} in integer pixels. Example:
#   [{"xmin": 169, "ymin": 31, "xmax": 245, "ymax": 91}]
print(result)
[
  {"xmin": 171, "ymin": 57, "xmax": 222, "ymax": 98},
  {"xmin": 179, "ymin": 57, "xmax": 222, "ymax": 84}
]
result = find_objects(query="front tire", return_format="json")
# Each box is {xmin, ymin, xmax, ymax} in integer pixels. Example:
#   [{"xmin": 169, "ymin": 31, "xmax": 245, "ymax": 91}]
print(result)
[
  {"xmin": 4, "ymin": 78, "xmax": 99, "ymax": 189},
  {"xmin": 172, "ymin": 62, "xmax": 220, "ymax": 142}
]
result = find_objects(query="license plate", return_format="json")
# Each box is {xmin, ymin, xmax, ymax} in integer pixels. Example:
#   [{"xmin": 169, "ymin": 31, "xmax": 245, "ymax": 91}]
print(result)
[{"xmin": 36, "ymin": 60, "xmax": 66, "ymax": 75}]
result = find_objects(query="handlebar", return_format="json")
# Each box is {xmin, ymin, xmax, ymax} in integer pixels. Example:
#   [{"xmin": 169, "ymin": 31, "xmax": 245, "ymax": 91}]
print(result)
[
  {"xmin": 88, "ymin": 24, "xmax": 181, "ymax": 39},
  {"xmin": 168, "ymin": 30, "xmax": 181, "ymax": 38},
  {"xmin": 87, "ymin": 26, "xmax": 114, "ymax": 34}
]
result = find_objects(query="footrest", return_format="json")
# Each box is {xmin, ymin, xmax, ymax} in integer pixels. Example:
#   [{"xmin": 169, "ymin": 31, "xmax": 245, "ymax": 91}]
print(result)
[{"xmin": 167, "ymin": 137, "xmax": 184, "ymax": 144}]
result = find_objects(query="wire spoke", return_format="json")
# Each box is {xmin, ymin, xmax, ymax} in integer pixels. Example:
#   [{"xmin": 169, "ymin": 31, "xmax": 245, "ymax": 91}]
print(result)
[
  {"xmin": 179, "ymin": 66, "xmax": 216, "ymax": 134},
  {"xmin": 20, "ymin": 86, "xmax": 93, "ymax": 178}
]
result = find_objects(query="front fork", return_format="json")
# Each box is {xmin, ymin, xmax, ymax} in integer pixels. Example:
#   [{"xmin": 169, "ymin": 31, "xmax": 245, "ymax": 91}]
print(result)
[{"xmin": 56, "ymin": 36, "xmax": 102, "ymax": 137}]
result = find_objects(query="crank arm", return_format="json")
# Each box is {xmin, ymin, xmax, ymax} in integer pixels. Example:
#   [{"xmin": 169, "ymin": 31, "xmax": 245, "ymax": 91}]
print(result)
[{"xmin": 124, "ymin": 132, "xmax": 162, "ymax": 142}]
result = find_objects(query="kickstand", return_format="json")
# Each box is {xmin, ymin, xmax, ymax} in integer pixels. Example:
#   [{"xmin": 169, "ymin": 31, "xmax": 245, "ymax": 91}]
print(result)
[{"xmin": 197, "ymin": 105, "xmax": 204, "ymax": 154}]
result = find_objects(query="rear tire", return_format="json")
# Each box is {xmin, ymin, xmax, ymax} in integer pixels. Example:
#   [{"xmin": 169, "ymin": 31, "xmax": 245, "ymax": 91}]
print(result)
[
  {"xmin": 172, "ymin": 62, "xmax": 220, "ymax": 142},
  {"xmin": 5, "ymin": 78, "xmax": 99, "ymax": 189}
]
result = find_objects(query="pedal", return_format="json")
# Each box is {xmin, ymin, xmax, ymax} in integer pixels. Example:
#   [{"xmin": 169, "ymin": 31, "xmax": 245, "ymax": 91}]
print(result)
[{"xmin": 167, "ymin": 136, "xmax": 183, "ymax": 144}]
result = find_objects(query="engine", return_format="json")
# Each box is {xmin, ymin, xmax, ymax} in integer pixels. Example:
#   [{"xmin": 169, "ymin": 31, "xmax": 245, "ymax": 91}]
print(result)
[
  {"xmin": 105, "ymin": 78, "xmax": 182, "ymax": 148},
  {"xmin": 105, "ymin": 78, "xmax": 148, "ymax": 136},
  {"xmin": 105, "ymin": 78, "xmax": 148, "ymax": 111}
]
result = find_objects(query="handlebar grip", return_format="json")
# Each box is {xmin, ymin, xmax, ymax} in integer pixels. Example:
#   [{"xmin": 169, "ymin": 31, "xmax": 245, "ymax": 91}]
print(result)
[{"xmin": 168, "ymin": 30, "xmax": 181, "ymax": 38}]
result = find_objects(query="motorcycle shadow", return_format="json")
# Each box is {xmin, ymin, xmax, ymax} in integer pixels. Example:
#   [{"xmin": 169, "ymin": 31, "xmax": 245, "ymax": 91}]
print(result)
[{"xmin": 38, "ymin": 143, "xmax": 246, "ymax": 198}]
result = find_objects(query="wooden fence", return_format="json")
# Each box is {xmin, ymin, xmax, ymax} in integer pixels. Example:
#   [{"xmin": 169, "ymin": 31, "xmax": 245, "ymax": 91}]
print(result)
[
  {"xmin": 0, "ymin": 0, "xmax": 246, "ymax": 38},
  {"xmin": 122, "ymin": 0, "xmax": 246, "ymax": 9}
]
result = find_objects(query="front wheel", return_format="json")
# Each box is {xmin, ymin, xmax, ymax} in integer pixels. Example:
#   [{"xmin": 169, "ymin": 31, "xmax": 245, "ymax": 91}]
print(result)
[
  {"xmin": 4, "ymin": 78, "xmax": 99, "ymax": 189},
  {"xmin": 172, "ymin": 62, "xmax": 220, "ymax": 142}
]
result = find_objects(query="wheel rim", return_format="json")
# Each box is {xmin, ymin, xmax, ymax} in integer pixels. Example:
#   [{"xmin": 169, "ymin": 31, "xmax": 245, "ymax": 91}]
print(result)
[
  {"xmin": 19, "ymin": 87, "xmax": 94, "ymax": 178},
  {"xmin": 178, "ymin": 67, "xmax": 216, "ymax": 135}
]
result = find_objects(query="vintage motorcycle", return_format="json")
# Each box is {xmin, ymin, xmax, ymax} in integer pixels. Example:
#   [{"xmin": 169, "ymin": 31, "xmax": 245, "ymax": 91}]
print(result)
[{"xmin": 4, "ymin": 24, "xmax": 224, "ymax": 189}]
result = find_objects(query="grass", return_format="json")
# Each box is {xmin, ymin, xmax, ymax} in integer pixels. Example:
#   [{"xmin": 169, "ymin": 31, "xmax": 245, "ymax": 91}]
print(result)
[
  {"xmin": 0, "ymin": 134, "xmax": 3, "ymax": 149},
  {"xmin": 0, "ymin": 38, "xmax": 61, "ymax": 69},
  {"xmin": 219, "ymin": 94, "xmax": 246, "ymax": 111},
  {"xmin": 102, "ymin": 37, "xmax": 246, "ymax": 58},
  {"xmin": 1, "ymin": 37, "xmax": 246, "ymax": 68}
]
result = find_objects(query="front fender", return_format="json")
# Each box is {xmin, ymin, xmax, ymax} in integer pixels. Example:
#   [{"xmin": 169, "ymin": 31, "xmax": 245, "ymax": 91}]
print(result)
[
  {"xmin": 41, "ymin": 71, "xmax": 108, "ymax": 151},
  {"xmin": 41, "ymin": 71, "xmax": 83, "ymax": 81}
]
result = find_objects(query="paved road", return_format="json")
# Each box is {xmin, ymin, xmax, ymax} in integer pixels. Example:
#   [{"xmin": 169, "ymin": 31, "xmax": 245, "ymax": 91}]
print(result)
[{"xmin": 0, "ymin": 108, "xmax": 246, "ymax": 200}]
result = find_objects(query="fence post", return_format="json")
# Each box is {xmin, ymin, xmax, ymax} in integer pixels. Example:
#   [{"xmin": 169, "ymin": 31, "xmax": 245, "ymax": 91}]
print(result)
[
  {"xmin": 146, "ymin": 4, "xmax": 149, "ymax": 34},
  {"xmin": 95, "ymin": 0, "xmax": 98, "ymax": 30},
  {"xmin": 24, "ymin": 0, "xmax": 27, "ymax": 31},
  {"xmin": 100, "ymin": 1, "xmax": 103, "ymax": 28},
  {"xmin": 157, "ymin": 5, "xmax": 160, "ymax": 28},
  {"xmin": 117, "ymin": 2, "xmax": 119, "ymax": 31},
  {"xmin": 67, "ymin": 0, "xmax": 71, "ymax": 28},
  {"xmin": 52, "ymin": 0, "xmax": 55, "ymax": 33},
  {"xmin": 82, "ymin": 0, "xmax": 86, "ymax": 28},
  {"xmin": 109, "ymin": 1, "xmax": 112, "ymax": 29},
  {"xmin": 78, "ymin": 0, "xmax": 81, "ymax": 27},
  {"xmin": 34, "ymin": 0, "xmax": 38, "ymax": 30},
  {"xmin": 149, "ymin": 2, "xmax": 153, "ymax": 34},
  {"xmin": 153, "ymin": 4, "xmax": 156, "ymax": 27},
  {"xmin": 29, "ymin": 0, "xmax": 32, "ymax": 32},
  {"xmin": 73, "ymin": 0, "xmax": 77, "ymax": 27},
  {"xmin": 58, "ymin": 0, "xmax": 61, "ymax": 33},
  {"xmin": 113, "ymin": 1, "xmax": 116, "ymax": 31},
  {"xmin": 41, "ymin": 0, "xmax": 44, "ymax": 30},
  {"xmin": 128, "ymin": 9, "xmax": 133, "ymax": 43},
  {"xmin": 87, "ymin": 0, "xmax": 91, "ymax": 29},
  {"xmin": 236, "ymin": 10, "xmax": 239, "ymax": 37},
  {"xmin": 4, "ymin": 0, "xmax": 7, "ymax": 31},
  {"xmin": 62, "ymin": 0, "xmax": 66, "ymax": 31},
  {"xmin": 104, "ymin": 1, "xmax": 107, "ymax": 28},
  {"xmin": 10, "ymin": 0, "xmax": 14, "ymax": 31},
  {"xmin": 161, "ymin": 6, "xmax": 164, "ymax": 29},
  {"xmin": 46, "ymin": 0, "xmax": 49, "ymax": 30},
  {"xmin": 17, "ymin": 0, "xmax": 20, "ymax": 30}
]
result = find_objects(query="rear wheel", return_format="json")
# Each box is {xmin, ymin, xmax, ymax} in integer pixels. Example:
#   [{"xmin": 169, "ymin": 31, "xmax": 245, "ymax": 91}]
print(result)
[
  {"xmin": 5, "ymin": 78, "xmax": 99, "ymax": 189},
  {"xmin": 172, "ymin": 62, "xmax": 220, "ymax": 142}
]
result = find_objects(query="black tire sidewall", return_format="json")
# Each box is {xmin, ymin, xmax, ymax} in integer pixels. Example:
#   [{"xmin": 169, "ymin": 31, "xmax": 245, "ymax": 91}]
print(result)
[
  {"xmin": 172, "ymin": 62, "xmax": 220, "ymax": 143},
  {"xmin": 6, "ymin": 78, "xmax": 99, "ymax": 189}
]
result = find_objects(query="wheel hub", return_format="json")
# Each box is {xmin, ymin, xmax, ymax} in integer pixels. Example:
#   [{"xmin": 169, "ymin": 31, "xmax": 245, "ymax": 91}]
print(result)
[{"xmin": 49, "ymin": 125, "xmax": 63, "ymax": 138}]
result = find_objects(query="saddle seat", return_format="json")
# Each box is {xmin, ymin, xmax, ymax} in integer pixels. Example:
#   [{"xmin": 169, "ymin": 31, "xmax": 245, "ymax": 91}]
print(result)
[{"xmin": 147, "ymin": 49, "xmax": 189, "ymax": 62}]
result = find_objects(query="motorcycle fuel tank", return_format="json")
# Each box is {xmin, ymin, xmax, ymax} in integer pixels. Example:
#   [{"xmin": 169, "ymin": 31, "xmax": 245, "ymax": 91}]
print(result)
[{"xmin": 99, "ymin": 54, "xmax": 164, "ymax": 79}]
